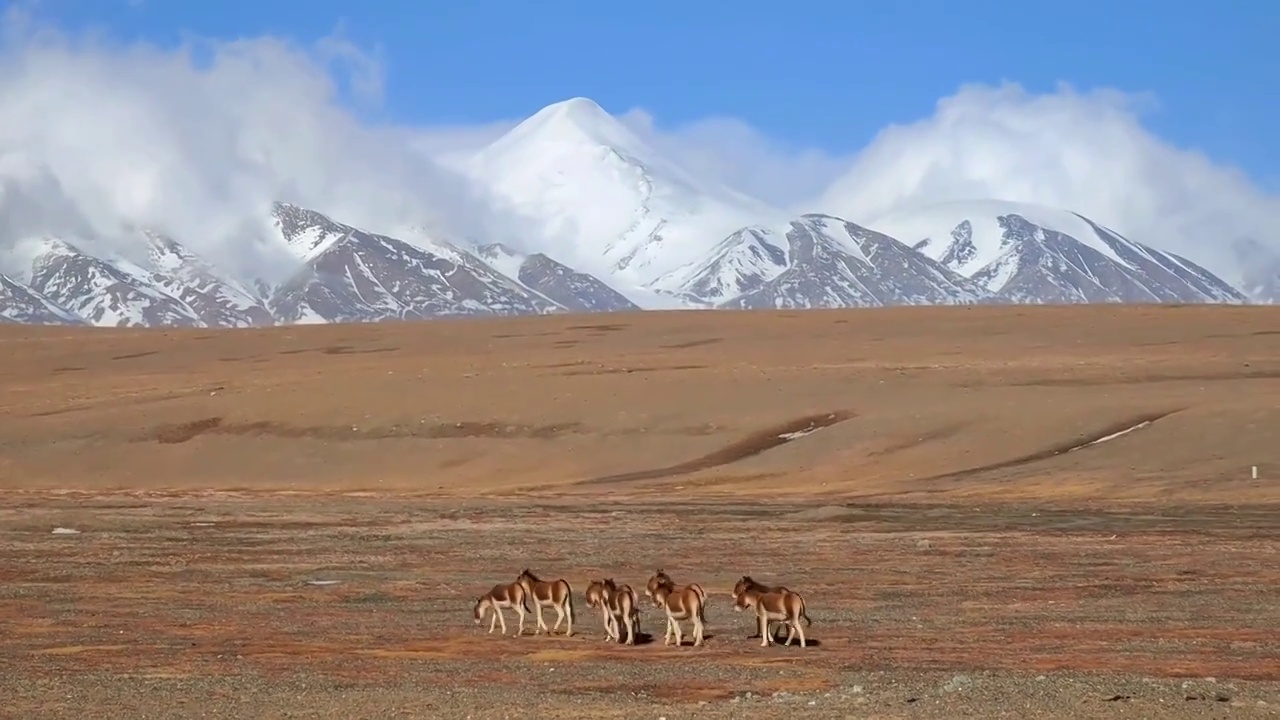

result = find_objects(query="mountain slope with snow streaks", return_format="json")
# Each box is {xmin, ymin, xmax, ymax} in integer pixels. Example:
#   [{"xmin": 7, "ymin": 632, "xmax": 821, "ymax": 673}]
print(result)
[{"xmin": 465, "ymin": 97, "xmax": 789, "ymax": 299}]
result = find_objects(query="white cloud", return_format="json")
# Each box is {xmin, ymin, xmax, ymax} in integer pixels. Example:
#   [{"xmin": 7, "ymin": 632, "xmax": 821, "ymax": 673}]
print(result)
[
  {"xmin": 3, "ymin": 7, "xmax": 1275, "ymax": 294},
  {"xmin": 813, "ymin": 82, "xmax": 1280, "ymax": 285},
  {"xmin": 407, "ymin": 83, "xmax": 1280, "ymax": 288},
  {"xmin": 407, "ymin": 120, "xmax": 514, "ymax": 172},
  {"xmin": 614, "ymin": 109, "xmax": 851, "ymax": 208},
  {"xmin": 0, "ymin": 7, "xmax": 531, "ymax": 285},
  {"xmin": 407, "ymin": 107, "xmax": 852, "ymax": 208}
]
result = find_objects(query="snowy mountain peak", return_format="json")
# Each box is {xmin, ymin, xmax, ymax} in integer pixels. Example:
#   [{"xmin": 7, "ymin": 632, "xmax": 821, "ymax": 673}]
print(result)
[
  {"xmin": 141, "ymin": 231, "xmax": 275, "ymax": 327},
  {"xmin": 467, "ymin": 99, "xmax": 790, "ymax": 297},
  {"xmin": 24, "ymin": 236, "xmax": 92, "ymax": 278},
  {"xmin": 0, "ymin": 273, "xmax": 85, "ymax": 325},
  {"xmin": 143, "ymin": 230, "xmax": 196, "ymax": 270},
  {"xmin": 488, "ymin": 96, "xmax": 642, "ymax": 156},
  {"xmin": 650, "ymin": 223, "xmax": 792, "ymax": 306},
  {"xmin": 271, "ymin": 201, "xmax": 353, "ymax": 260},
  {"xmin": 26, "ymin": 237, "xmax": 203, "ymax": 327},
  {"xmin": 713, "ymin": 213, "xmax": 989, "ymax": 311},
  {"xmin": 547, "ymin": 96, "xmax": 613, "ymax": 121},
  {"xmin": 866, "ymin": 199, "xmax": 1247, "ymax": 305},
  {"xmin": 475, "ymin": 242, "xmax": 528, "ymax": 279},
  {"xmin": 870, "ymin": 199, "xmax": 1128, "ymax": 274},
  {"xmin": 266, "ymin": 208, "xmax": 565, "ymax": 324}
]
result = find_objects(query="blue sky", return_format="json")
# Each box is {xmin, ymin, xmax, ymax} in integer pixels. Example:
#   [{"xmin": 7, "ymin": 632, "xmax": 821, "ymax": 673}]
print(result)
[{"xmin": 27, "ymin": 0, "xmax": 1280, "ymax": 185}]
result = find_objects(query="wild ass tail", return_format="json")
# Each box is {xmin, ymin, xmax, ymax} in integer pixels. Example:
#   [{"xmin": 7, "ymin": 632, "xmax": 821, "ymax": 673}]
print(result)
[
  {"xmin": 564, "ymin": 580, "xmax": 575, "ymax": 624},
  {"xmin": 685, "ymin": 583, "xmax": 707, "ymax": 624}
]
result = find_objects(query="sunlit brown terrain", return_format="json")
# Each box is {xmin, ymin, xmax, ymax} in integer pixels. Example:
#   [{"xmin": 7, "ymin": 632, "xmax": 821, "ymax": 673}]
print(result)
[{"xmin": 3, "ymin": 305, "xmax": 1279, "ymax": 718}]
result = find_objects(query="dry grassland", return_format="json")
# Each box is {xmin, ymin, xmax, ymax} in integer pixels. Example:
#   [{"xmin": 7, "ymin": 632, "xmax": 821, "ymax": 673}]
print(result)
[{"xmin": 2, "ymin": 305, "xmax": 1278, "ymax": 718}]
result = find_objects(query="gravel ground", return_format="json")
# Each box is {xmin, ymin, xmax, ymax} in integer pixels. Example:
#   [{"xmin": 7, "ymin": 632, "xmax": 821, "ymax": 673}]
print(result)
[
  {"xmin": 4, "ymin": 670, "xmax": 1277, "ymax": 718},
  {"xmin": 2, "ymin": 493, "xmax": 1278, "ymax": 718}
]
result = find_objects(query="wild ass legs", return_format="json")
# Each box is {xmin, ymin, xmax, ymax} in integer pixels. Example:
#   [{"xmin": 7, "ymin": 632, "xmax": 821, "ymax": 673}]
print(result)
[
  {"xmin": 473, "ymin": 581, "xmax": 529, "ymax": 637},
  {"xmin": 516, "ymin": 568, "xmax": 575, "ymax": 636},
  {"xmin": 734, "ymin": 585, "xmax": 813, "ymax": 648}
]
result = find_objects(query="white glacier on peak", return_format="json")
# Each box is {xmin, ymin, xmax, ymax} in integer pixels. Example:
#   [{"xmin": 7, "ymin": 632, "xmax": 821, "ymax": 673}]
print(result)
[{"xmin": 464, "ymin": 97, "xmax": 790, "ymax": 305}]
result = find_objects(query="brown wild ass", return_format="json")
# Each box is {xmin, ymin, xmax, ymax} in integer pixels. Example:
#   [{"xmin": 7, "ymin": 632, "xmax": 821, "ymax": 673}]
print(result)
[
  {"xmin": 472, "ymin": 581, "xmax": 529, "ymax": 636},
  {"xmin": 516, "ymin": 568, "xmax": 575, "ymax": 636},
  {"xmin": 584, "ymin": 580, "xmax": 614, "ymax": 640},
  {"xmin": 646, "ymin": 569, "xmax": 708, "ymax": 639},
  {"xmin": 733, "ymin": 582, "xmax": 813, "ymax": 648},
  {"xmin": 645, "ymin": 569, "xmax": 707, "ymax": 605},
  {"xmin": 586, "ymin": 578, "xmax": 641, "ymax": 644},
  {"xmin": 604, "ymin": 578, "xmax": 642, "ymax": 645},
  {"xmin": 652, "ymin": 580, "xmax": 707, "ymax": 647},
  {"xmin": 732, "ymin": 575, "xmax": 791, "ymax": 639}
]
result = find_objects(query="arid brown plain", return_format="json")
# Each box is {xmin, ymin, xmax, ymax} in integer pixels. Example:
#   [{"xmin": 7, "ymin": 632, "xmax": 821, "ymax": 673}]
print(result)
[{"xmin": 2, "ymin": 305, "xmax": 1278, "ymax": 718}]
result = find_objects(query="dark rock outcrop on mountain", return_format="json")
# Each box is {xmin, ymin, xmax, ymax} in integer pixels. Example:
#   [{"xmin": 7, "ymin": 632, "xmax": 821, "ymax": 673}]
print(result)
[
  {"xmin": 267, "ymin": 205, "xmax": 561, "ymax": 323},
  {"xmin": 682, "ymin": 214, "xmax": 989, "ymax": 310},
  {"xmin": 0, "ymin": 199, "xmax": 1255, "ymax": 329},
  {"xmin": 0, "ymin": 273, "xmax": 86, "ymax": 325},
  {"xmin": 477, "ymin": 243, "xmax": 639, "ymax": 313}
]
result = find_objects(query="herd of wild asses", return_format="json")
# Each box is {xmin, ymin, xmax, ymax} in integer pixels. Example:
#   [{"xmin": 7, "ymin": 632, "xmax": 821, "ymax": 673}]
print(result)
[{"xmin": 473, "ymin": 568, "xmax": 813, "ymax": 648}]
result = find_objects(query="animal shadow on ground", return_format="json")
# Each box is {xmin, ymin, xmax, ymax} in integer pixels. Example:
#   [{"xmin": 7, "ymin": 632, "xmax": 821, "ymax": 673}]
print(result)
[
  {"xmin": 658, "ymin": 632, "xmax": 716, "ymax": 646},
  {"xmin": 516, "ymin": 630, "xmax": 658, "ymax": 645},
  {"xmin": 744, "ymin": 630, "xmax": 822, "ymax": 648},
  {"xmin": 622, "ymin": 631, "xmax": 656, "ymax": 646}
]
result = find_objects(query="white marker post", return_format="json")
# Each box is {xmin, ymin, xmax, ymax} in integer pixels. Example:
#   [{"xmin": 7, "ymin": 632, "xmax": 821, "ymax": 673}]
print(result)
[{"xmin": 1252, "ymin": 466, "xmax": 1259, "ymax": 480}]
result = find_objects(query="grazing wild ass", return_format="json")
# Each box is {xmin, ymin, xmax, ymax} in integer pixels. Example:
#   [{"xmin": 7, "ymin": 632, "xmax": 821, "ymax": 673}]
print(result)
[
  {"xmin": 473, "ymin": 581, "xmax": 529, "ymax": 636},
  {"xmin": 516, "ymin": 568, "xmax": 575, "ymax": 636},
  {"xmin": 733, "ymin": 582, "xmax": 813, "ymax": 648},
  {"xmin": 586, "ymin": 578, "xmax": 641, "ymax": 645}
]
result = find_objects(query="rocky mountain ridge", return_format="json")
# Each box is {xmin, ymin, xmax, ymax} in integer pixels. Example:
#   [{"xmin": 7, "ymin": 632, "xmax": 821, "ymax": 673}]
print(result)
[
  {"xmin": 0, "ymin": 200, "xmax": 1254, "ymax": 328},
  {"xmin": 0, "ymin": 98, "xmax": 1266, "ymax": 327}
]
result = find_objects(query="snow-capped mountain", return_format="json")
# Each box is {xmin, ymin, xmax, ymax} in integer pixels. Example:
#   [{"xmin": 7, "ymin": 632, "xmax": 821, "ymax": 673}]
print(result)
[
  {"xmin": 649, "ymin": 224, "xmax": 791, "ymax": 306},
  {"xmin": 267, "ymin": 203, "xmax": 563, "ymax": 323},
  {"xmin": 0, "ymin": 98, "xmax": 1265, "ymax": 329},
  {"xmin": 0, "ymin": 200, "xmax": 642, "ymax": 329},
  {"xmin": 867, "ymin": 200, "xmax": 1249, "ymax": 305},
  {"xmin": 670, "ymin": 214, "xmax": 990, "ymax": 310},
  {"xmin": 464, "ymin": 97, "xmax": 790, "ymax": 303},
  {"xmin": 476, "ymin": 243, "xmax": 639, "ymax": 313},
  {"xmin": 143, "ymin": 232, "xmax": 275, "ymax": 327},
  {"xmin": 23, "ymin": 239, "xmax": 205, "ymax": 327},
  {"xmin": 0, "ymin": 272, "xmax": 85, "ymax": 325}
]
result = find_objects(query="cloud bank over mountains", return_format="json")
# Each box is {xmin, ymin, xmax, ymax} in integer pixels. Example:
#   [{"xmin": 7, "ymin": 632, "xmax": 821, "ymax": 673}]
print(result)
[
  {"xmin": 1, "ymin": 7, "xmax": 1276, "ymax": 289},
  {"xmin": 0, "ymin": 7, "xmax": 531, "ymax": 284},
  {"xmin": 815, "ymin": 84, "xmax": 1280, "ymax": 281}
]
